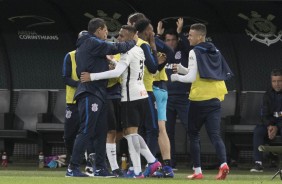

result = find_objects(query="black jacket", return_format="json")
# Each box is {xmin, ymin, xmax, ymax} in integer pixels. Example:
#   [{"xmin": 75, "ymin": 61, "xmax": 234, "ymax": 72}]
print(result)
[
  {"xmin": 74, "ymin": 32, "xmax": 136, "ymax": 101},
  {"xmin": 261, "ymin": 89, "xmax": 282, "ymax": 126}
]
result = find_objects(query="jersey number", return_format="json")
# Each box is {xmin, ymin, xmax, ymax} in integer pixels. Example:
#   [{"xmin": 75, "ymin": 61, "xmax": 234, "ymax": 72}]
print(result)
[{"xmin": 137, "ymin": 60, "xmax": 144, "ymax": 81}]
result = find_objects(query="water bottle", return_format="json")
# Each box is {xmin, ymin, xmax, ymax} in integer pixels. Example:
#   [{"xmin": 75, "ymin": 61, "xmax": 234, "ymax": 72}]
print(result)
[
  {"xmin": 1, "ymin": 152, "xmax": 7, "ymax": 167},
  {"xmin": 121, "ymin": 153, "xmax": 127, "ymax": 170},
  {"xmin": 38, "ymin": 152, "xmax": 44, "ymax": 168}
]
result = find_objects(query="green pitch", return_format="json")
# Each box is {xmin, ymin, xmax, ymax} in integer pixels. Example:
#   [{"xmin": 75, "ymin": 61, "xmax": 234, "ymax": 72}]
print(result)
[{"xmin": 0, "ymin": 166, "xmax": 281, "ymax": 184}]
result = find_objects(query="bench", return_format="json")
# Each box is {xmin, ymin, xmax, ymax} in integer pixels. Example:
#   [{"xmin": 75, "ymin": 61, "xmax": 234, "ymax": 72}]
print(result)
[{"xmin": 0, "ymin": 90, "xmax": 48, "ymax": 156}]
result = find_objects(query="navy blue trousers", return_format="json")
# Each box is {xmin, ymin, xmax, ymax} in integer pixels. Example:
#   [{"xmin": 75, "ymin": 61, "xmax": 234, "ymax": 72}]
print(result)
[
  {"xmin": 70, "ymin": 96, "xmax": 108, "ymax": 169},
  {"xmin": 188, "ymin": 98, "xmax": 227, "ymax": 167},
  {"xmin": 166, "ymin": 95, "xmax": 189, "ymax": 167}
]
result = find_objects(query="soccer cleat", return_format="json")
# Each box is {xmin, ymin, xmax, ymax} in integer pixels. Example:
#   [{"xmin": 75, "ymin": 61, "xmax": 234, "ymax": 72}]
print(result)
[
  {"xmin": 216, "ymin": 164, "xmax": 229, "ymax": 180},
  {"xmin": 152, "ymin": 166, "xmax": 174, "ymax": 178},
  {"xmin": 143, "ymin": 160, "xmax": 162, "ymax": 177},
  {"xmin": 94, "ymin": 168, "xmax": 116, "ymax": 178},
  {"xmin": 112, "ymin": 168, "xmax": 125, "ymax": 177},
  {"xmin": 162, "ymin": 166, "xmax": 174, "ymax": 178},
  {"xmin": 66, "ymin": 166, "xmax": 89, "ymax": 177},
  {"xmin": 127, "ymin": 172, "xmax": 144, "ymax": 179},
  {"xmin": 250, "ymin": 163, "xmax": 263, "ymax": 172},
  {"xmin": 186, "ymin": 173, "xmax": 203, "ymax": 180},
  {"xmin": 126, "ymin": 168, "xmax": 135, "ymax": 178}
]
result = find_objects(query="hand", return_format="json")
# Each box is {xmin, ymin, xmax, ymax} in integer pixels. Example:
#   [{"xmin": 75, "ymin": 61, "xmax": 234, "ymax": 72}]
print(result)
[
  {"xmin": 268, "ymin": 125, "xmax": 278, "ymax": 140},
  {"xmin": 106, "ymin": 55, "xmax": 114, "ymax": 62},
  {"xmin": 80, "ymin": 72, "xmax": 91, "ymax": 83},
  {"xmin": 157, "ymin": 53, "xmax": 166, "ymax": 65},
  {"xmin": 109, "ymin": 62, "xmax": 116, "ymax": 70},
  {"xmin": 176, "ymin": 17, "xmax": 183, "ymax": 34},
  {"xmin": 172, "ymin": 64, "xmax": 179, "ymax": 73},
  {"xmin": 171, "ymin": 74, "xmax": 178, "ymax": 82},
  {"xmin": 157, "ymin": 21, "xmax": 164, "ymax": 36},
  {"xmin": 148, "ymin": 32, "xmax": 156, "ymax": 50}
]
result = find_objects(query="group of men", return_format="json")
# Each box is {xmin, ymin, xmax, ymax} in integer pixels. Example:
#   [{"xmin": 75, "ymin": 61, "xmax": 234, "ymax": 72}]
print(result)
[{"xmin": 62, "ymin": 12, "xmax": 233, "ymax": 180}]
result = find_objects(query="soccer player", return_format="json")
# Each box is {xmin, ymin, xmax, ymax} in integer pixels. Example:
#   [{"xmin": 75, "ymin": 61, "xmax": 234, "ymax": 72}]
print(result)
[
  {"xmin": 128, "ymin": 13, "xmax": 175, "ymax": 177},
  {"xmin": 171, "ymin": 23, "xmax": 233, "ymax": 180},
  {"xmin": 65, "ymin": 18, "xmax": 137, "ymax": 177},
  {"xmin": 80, "ymin": 25, "xmax": 161, "ymax": 178}
]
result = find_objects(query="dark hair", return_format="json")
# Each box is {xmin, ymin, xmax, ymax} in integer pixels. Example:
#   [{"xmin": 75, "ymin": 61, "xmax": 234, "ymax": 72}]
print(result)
[
  {"xmin": 271, "ymin": 69, "xmax": 282, "ymax": 76},
  {"xmin": 164, "ymin": 28, "xmax": 179, "ymax": 39},
  {"xmin": 121, "ymin": 25, "xmax": 137, "ymax": 34},
  {"xmin": 135, "ymin": 19, "xmax": 151, "ymax": 33},
  {"xmin": 88, "ymin": 18, "xmax": 106, "ymax": 33},
  {"xmin": 128, "ymin": 12, "xmax": 147, "ymax": 25},
  {"xmin": 190, "ymin": 23, "xmax": 207, "ymax": 36}
]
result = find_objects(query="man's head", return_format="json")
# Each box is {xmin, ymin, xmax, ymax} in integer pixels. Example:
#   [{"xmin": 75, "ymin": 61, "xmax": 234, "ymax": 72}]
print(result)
[
  {"xmin": 135, "ymin": 19, "xmax": 153, "ymax": 41},
  {"xmin": 164, "ymin": 29, "xmax": 179, "ymax": 50},
  {"xmin": 188, "ymin": 23, "xmax": 206, "ymax": 46},
  {"xmin": 117, "ymin": 25, "xmax": 137, "ymax": 42},
  {"xmin": 271, "ymin": 69, "xmax": 282, "ymax": 92},
  {"xmin": 127, "ymin": 12, "xmax": 147, "ymax": 26},
  {"xmin": 88, "ymin": 18, "xmax": 108, "ymax": 40}
]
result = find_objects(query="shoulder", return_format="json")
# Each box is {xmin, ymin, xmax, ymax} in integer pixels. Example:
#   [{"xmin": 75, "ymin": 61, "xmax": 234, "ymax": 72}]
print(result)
[{"xmin": 189, "ymin": 50, "xmax": 196, "ymax": 60}]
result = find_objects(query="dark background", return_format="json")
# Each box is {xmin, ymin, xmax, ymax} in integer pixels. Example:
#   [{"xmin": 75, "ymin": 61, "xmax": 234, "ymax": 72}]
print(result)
[{"xmin": 0, "ymin": 0, "xmax": 281, "ymax": 91}]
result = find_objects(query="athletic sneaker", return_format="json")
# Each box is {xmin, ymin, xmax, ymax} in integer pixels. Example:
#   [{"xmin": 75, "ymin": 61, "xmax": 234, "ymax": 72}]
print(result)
[
  {"xmin": 94, "ymin": 168, "xmax": 116, "ymax": 178},
  {"xmin": 216, "ymin": 164, "xmax": 230, "ymax": 180},
  {"xmin": 162, "ymin": 166, "xmax": 174, "ymax": 178},
  {"xmin": 143, "ymin": 160, "xmax": 162, "ymax": 177},
  {"xmin": 250, "ymin": 163, "xmax": 263, "ymax": 172},
  {"xmin": 186, "ymin": 173, "xmax": 203, "ymax": 179},
  {"xmin": 126, "ymin": 168, "xmax": 135, "ymax": 178},
  {"xmin": 112, "ymin": 168, "xmax": 125, "ymax": 177},
  {"xmin": 127, "ymin": 172, "xmax": 144, "ymax": 179},
  {"xmin": 152, "ymin": 166, "xmax": 174, "ymax": 178},
  {"xmin": 66, "ymin": 166, "xmax": 89, "ymax": 177}
]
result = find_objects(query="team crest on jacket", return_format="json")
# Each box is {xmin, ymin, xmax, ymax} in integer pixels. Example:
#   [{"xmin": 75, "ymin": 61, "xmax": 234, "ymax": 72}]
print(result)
[
  {"xmin": 238, "ymin": 11, "xmax": 282, "ymax": 46},
  {"xmin": 65, "ymin": 110, "xmax": 72, "ymax": 119},
  {"xmin": 175, "ymin": 51, "xmax": 181, "ymax": 59},
  {"xmin": 92, "ymin": 103, "xmax": 98, "ymax": 112}
]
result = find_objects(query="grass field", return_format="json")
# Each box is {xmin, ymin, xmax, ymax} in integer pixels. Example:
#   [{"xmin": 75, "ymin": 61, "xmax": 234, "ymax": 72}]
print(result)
[{"xmin": 0, "ymin": 165, "xmax": 281, "ymax": 184}]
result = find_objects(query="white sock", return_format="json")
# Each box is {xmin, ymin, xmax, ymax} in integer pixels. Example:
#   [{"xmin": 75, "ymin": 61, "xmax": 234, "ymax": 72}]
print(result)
[
  {"xmin": 125, "ymin": 134, "xmax": 142, "ymax": 175},
  {"xmin": 255, "ymin": 161, "xmax": 262, "ymax": 165},
  {"xmin": 106, "ymin": 143, "xmax": 119, "ymax": 171},
  {"xmin": 194, "ymin": 167, "xmax": 202, "ymax": 174},
  {"xmin": 137, "ymin": 135, "xmax": 155, "ymax": 163},
  {"xmin": 220, "ymin": 162, "xmax": 227, "ymax": 168}
]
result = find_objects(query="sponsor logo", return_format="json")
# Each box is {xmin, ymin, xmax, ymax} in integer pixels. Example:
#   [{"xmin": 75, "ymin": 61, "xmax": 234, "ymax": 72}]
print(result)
[
  {"xmin": 238, "ymin": 11, "xmax": 282, "ymax": 46},
  {"xmin": 174, "ymin": 51, "xmax": 181, "ymax": 60},
  {"xmin": 91, "ymin": 103, "xmax": 98, "ymax": 112},
  {"xmin": 65, "ymin": 110, "xmax": 72, "ymax": 119}
]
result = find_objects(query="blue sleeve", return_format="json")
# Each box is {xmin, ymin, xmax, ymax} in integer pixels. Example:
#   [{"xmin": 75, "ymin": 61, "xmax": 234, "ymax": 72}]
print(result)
[
  {"xmin": 179, "ymin": 33, "xmax": 191, "ymax": 54},
  {"xmin": 62, "ymin": 53, "xmax": 79, "ymax": 87},
  {"xmin": 140, "ymin": 44, "xmax": 158, "ymax": 74},
  {"xmin": 90, "ymin": 38, "xmax": 136, "ymax": 56}
]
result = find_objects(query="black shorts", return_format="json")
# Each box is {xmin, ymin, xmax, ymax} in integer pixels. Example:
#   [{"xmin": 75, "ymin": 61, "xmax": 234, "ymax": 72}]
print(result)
[
  {"xmin": 121, "ymin": 98, "xmax": 147, "ymax": 129},
  {"xmin": 107, "ymin": 99, "xmax": 122, "ymax": 132}
]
